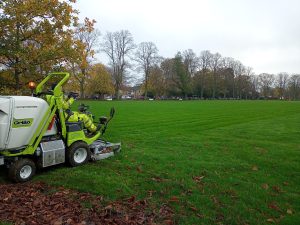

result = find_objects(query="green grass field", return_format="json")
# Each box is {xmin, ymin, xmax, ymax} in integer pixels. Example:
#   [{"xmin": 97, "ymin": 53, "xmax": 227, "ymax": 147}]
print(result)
[{"xmin": 1, "ymin": 100, "xmax": 300, "ymax": 224}]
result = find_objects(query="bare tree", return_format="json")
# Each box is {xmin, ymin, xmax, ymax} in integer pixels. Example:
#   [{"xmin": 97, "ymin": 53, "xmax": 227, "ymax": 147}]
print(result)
[
  {"xmin": 134, "ymin": 42, "xmax": 159, "ymax": 99},
  {"xmin": 210, "ymin": 52, "xmax": 222, "ymax": 98},
  {"xmin": 288, "ymin": 74, "xmax": 300, "ymax": 100},
  {"xmin": 183, "ymin": 49, "xmax": 199, "ymax": 77},
  {"xmin": 198, "ymin": 50, "xmax": 212, "ymax": 98},
  {"xmin": 276, "ymin": 72, "xmax": 289, "ymax": 99},
  {"xmin": 101, "ymin": 30, "xmax": 135, "ymax": 99},
  {"xmin": 258, "ymin": 73, "xmax": 275, "ymax": 98},
  {"xmin": 233, "ymin": 61, "xmax": 246, "ymax": 99},
  {"xmin": 250, "ymin": 74, "xmax": 259, "ymax": 99},
  {"xmin": 241, "ymin": 67, "xmax": 255, "ymax": 99}
]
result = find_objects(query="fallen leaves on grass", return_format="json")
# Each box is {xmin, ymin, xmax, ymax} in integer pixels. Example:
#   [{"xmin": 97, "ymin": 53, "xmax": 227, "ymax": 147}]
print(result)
[
  {"xmin": 283, "ymin": 181, "xmax": 289, "ymax": 186},
  {"xmin": 196, "ymin": 213, "xmax": 204, "ymax": 218},
  {"xmin": 268, "ymin": 202, "xmax": 281, "ymax": 212},
  {"xmin": 287, "ymin": 209, "xmax": 293, "ymax": 214},
  {"xmin": 192, "ymin": 176, "xmax": 205, "ymax": 183},
  {"xmin": 254, "ymin": 146, "xmax": 268, "ymax": 155},
  {"xmin": 147, "ymin": 190, "xmax": 156, "ymax": 197},
  {"xmin": 151, "ymin": 176, "xmax": 166, "ymax": 182},
  {"xmin": 164, "ymin": 219, "xmax": 174, "ymax": 225},
  {"xmin": 126, "ymin": 165, "xmax": 131, "ymax": 170},
  {"xmin": 215, "ymin": 213, "xmax": 225, "ymax": 222},
  {"xmin": 169, "ymin": 196, "xmax": 180, "ymax": 203},
  {"xmin": 189, "ymin": 206, "xmax": 198, "ymax": 212},
  {"xmin": 125, "ymin": 195, "xmax": 136, "ymax": 203},
  {"xmin": 136, "ymin": 166, "xmax": 142, "ymax": 172},
  {"xmin": 272, "ymin": 185, "xmax": 283, "ymax": 193},
  {"xmin": 211, "ymin": 196, "xmax": 222, "ymax": 208},
  {"xmin": 185, "ymin": 189, "xmax": 193, "ymax": 195},
  {"xmin": 0, "ymin": 182, "xmax": 174, "ymax": 225},
  {"xmin": 262, "ymin": 183, "xmax": 269, "ymax": 190},
  {"xmin": 252, "ymin": 165, "xmax": 258, "ymax": 171},
  {"xmin": 267, "ymin": 218, "xmax": 276, "ymax": 223}
]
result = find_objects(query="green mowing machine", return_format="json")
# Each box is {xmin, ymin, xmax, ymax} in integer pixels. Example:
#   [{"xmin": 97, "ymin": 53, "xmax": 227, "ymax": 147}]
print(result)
[{"xmin": 0, "ymin": 72, "xmax": 121, "ymax": 182}]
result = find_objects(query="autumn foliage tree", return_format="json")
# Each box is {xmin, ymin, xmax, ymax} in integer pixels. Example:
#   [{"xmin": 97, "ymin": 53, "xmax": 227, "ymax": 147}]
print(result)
[
  {"xmin": 70, "ymin": 17, "xmax": 100, "ymax": 98},
  {"xmin": 86, "ymin": 63, "xmax": 114, "ymax": 98},
  {"xmin": 147, "ymin": 66, "xmax": 166, "ymax": 98},
  {"xmin": 0, "ymin": 0, "xmax": 78, "ymax": 90}
]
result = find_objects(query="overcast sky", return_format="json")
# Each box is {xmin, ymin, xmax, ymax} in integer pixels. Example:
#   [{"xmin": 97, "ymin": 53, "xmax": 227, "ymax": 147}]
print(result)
[{"xmin": 75, "ymin": 0, "xmax": 300, "ymax": 75}]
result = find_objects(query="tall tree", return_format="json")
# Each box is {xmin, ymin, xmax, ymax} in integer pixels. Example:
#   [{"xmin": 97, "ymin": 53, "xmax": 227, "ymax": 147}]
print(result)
[
  {"xmin": 183, "ymin": 49, "xmax": 198, "ymax": 77},
  {"xmin": 288, "ymin": 74, "xmax": 300, "ymax": 100},
  {"xmin": 0, "ymin": 0, "xmax": 78, "ymax": 89},
  {"xmin": 147, "ymin": 65, "xmax": 166, "ymax": 98},
  {"xmin": 258, "ymin": 73, "xmax": 275, "ymax": 98},
  {"xmin": 173, "ymin": 52, "xmax": 190, "ymax": 98},
  {"xmin": 218, "ymin": 67, "xmax": 234, "ymax": 98},
  {"xmin": 241, "ymin": 67, "xmax": 255, "ymax": 99},
  {"xmin": 101, "ymin": 30, "xmax": 135, "ymax": 99},
  {"xmin": 71, "ymin": 17, "xmax": 100, "ymax": 98},
  {"xmin": 250, "ymin": 74, "xmax": 259, "ymax": 99},
  {"xmin": 276, "ymin": 72, "xmax": 289, "ymax": 99},
  {"xmin": 233, "ymin": 61, "xmax": 246, "ymax": 99},
  {"xmin": 134, "ymin": 42, "xmax": 159, "ymax": 99},
  {"xmin": 198, "ymin": 50, "xmax": 212, "ymax": 98},
  {"xmin": 85, "ymin": 63, "xmax": 114, "ymax": 98},
  {"xmin": 210, "ymin": 52, "xmax": 222, "ymax": 98},
  {"xmin": 160, "ymin": 58, "xmax": 178, "ymax": 96},
  {"xmin": 221, "ymin": 57, "xmax": 236, "ymax": 98}
]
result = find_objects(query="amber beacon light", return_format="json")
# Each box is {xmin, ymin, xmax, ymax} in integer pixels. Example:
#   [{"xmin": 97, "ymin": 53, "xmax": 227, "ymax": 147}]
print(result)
[
  {"xmin": 28, "ymin": 81, "xmax": 36, "ymax": 89},
  {"xmin": 28, "ymin": 81, "xmax": 36, "ymax": 95}
]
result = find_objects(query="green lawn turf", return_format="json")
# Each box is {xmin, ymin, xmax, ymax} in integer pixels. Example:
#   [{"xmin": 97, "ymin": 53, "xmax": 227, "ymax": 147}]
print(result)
[{"xmin": 1, "ymin": 100, "xmax": 300, "ymax": 224}]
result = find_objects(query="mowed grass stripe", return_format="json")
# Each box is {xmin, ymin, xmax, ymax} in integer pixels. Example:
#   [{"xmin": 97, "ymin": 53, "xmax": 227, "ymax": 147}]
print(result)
[
  {"xmin": 99, "ymin": 100, "xmax": 299, "ymax": 128},
  {"xmin": 112, "ymin": 114, "xmax": 299, "ymax": 144},
  {"xmin": 4, "ymin": 100, "xmax": 296, "ymax": 225}
]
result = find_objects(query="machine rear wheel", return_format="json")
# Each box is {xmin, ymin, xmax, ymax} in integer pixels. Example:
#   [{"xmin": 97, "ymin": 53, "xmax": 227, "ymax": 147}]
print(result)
[
  {"xmin": 8, "ymin": 158, "xmax": 36, "ymax": 183},
  {"xmin": 67, "ymin": 142, "xmax": 90, "ymax": 167}
]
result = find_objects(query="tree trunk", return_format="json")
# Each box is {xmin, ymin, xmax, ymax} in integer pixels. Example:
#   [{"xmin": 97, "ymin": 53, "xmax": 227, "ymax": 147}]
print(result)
[
  {"xmin": 15, "ymin": 23, "xmax": 21, "ymax": 91},
  {"xmin": 200, "ymin": 88, "xmax": 204, "ymax": 99},
  {"xmin": 14, "ymin": 67, "xmax": 21, "ymax": 90},
  {"xmin": 200, "ymin": 72, "xmax": 205, "ymax": 99},
  {"xmin": 80, "ymin": 69, "xmax": 86, "ymax": 99},
  {"xmin": 232, "ymin": 79, "xmax": 235, "ymax": 99},
  {"xmin": 80, "ymin": 81, "xmax": 84, "ymax": 99},
  {"xmin": 213, "ymin": 72, "xmax": 217, "ymax": 98},
  {"xmin": 144, "ymin": 79, "xmax": 148, "ymax": 100},
  {"xmin": 115, "ymin": 86, "xmax": 120, "ymax": 100}
]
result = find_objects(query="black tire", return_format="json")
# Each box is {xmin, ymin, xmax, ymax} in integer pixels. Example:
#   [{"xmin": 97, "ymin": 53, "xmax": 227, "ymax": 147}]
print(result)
[
  {"xmin": 8, "ymin": 158, "xmax": 36, "ymax": 183},
  {"xmin": 67, "ymin": 142, "xmax": 91, "ymax": 167}
]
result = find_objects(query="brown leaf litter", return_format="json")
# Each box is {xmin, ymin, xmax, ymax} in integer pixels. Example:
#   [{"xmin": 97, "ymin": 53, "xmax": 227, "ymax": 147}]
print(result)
[{"xmin": 0, "ymin": 182, "xmax": 174, "ymax": 225}]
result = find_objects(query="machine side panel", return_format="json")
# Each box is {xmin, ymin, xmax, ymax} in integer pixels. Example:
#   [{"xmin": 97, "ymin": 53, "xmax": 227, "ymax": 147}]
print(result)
[
  {"xmin": 5, "ymin": 96, "xmax": 49, "ymax": 150},
  {"xmin": 0, "ymin": 97, "xmax": 13, "ymax": 150},
  {"xmin": 40, "ymin": 140, "xmax": 65, "ymax": 167}
]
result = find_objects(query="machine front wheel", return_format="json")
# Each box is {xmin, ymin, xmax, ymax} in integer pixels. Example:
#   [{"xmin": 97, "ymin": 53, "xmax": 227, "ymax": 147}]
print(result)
[
  {"xmin": 67, "ymin": 142, "xmax": 91, "ymax": 167},
  {"xmin": 8, "ymin": 158, "xmax": 36, "ymax": 183}
]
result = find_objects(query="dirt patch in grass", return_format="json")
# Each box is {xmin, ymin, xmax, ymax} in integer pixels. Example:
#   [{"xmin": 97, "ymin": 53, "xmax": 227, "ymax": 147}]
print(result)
[{"xmin": 0, "ymin": 182, "xmax": 174, "ymax": 225}]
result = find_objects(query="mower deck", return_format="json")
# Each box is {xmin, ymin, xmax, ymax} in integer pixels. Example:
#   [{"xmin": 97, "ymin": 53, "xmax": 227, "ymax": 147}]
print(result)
[{"xmin": 90, "ymin": 140, "xmax": 121, "ymax": 161}]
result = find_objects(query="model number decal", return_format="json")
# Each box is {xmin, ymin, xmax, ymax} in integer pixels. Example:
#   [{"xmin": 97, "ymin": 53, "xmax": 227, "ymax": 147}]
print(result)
[{"xmin": 12, "ymin": 118, "xmax": 33, "ymax": 128}]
